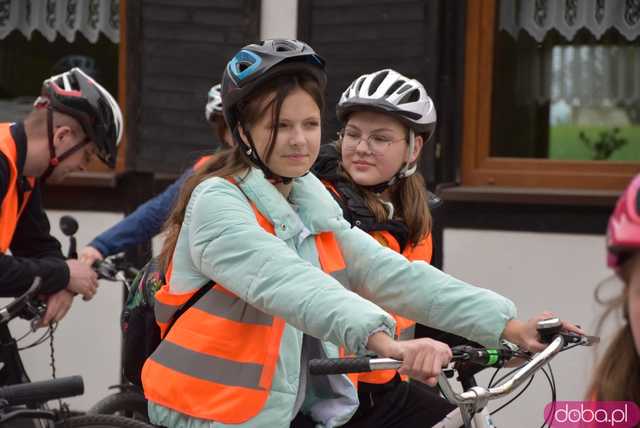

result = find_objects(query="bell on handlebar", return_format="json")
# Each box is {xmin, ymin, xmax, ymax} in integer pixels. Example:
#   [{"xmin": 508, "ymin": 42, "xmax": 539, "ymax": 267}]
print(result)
[{"xmin": 537, "ymin": 317, "xmax": 563, "ymax": 344}]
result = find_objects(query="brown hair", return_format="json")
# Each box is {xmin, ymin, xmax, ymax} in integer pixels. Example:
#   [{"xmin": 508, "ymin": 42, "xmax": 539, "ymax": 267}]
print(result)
[
  {"xmin": 209, "ymin": 114, "xmax": 229, "ymax": 147},
  {"xmin": 587, "ymin": 257, "xmax": 640, "ymax": 404},
  {"xmin": 159, "ymin": 73, "xmax": 325, "ymax": 268},
  {"xmin": 335, "ymin": 136, "xmax": 432, "ymax": 245}
]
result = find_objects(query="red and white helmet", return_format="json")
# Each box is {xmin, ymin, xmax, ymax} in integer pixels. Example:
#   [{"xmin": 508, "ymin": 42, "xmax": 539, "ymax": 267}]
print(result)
[
  {"xmin": 37, "ymin": 67, "xmax": 123, "ymax": 168},
  {"xmin": 607, "ymin": 174, "xmax": 640, "ymax": 269}
]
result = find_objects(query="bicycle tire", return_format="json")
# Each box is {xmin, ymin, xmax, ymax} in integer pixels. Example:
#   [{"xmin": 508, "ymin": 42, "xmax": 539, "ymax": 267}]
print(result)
[
  {"xmin": 54, "ymin": 414, "xmax": 154, "ymax": 428},
  {"xmin": 88, "ymin": 392, "xmax": 149, "ymax": 423}
]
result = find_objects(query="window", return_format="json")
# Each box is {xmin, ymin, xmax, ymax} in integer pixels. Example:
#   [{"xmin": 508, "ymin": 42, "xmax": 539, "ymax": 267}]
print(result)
[
  {"xmin": 0, "ymin": 0, "xmax": 123, "ymax": 173},
  {"xmin": 463, "ymin": 0, "xmax": 640, "ymax": 190}
]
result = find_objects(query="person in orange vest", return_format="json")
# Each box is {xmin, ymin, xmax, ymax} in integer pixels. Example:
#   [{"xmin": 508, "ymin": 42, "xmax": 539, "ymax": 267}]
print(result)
[
  {"xmin": 312, "ymin": 68, "xmax": 458, "ymax": 427},
  {"xmin": 78, "ymin": 83, "xmax": 232, "ymax": 266},
  {"xmin": 140, "ymin": 39, "xmax": 582, "ymax": 428},
  {"xmin": 586, "ymin": 174, "xmax": 640, "ymax": 406},
  {"xmin": 0, "ymin": 68, "xmax": 123, "ymax": 325}
]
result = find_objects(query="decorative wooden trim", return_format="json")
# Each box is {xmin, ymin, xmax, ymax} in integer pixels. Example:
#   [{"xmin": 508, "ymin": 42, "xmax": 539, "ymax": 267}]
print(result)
[
  {"xmin": 296, "ymin": 0, "xmax": 312, "ymax": 41},
  {"xmin": 461, "ymin": 0, "xmax": 639, "ymax": 191},
  {"xmin": 123, "ymin": 0, "xmax": 141, "ymax": 172},
  {"xmin": 440, "ymin": 185, "xmax": 619, "ymax": 207},
  {"xmin": 115, "ymin": 0, "xmax": 127, "ymax": 173}
]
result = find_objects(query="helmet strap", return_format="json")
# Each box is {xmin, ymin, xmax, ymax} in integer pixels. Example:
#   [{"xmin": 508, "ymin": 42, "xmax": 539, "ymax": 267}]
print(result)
[
  {"xmin": 42, "ymin": 107, "xmax": 57, "ymax": 182},
  {"xmin": 42, "ymin": 106, "xmax": 90, "ymax": 182}
]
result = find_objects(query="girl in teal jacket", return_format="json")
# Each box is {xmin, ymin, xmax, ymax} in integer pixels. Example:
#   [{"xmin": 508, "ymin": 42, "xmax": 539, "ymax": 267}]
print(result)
[{"xmin": 143, "ymin": 39, "xmax": 579, "ymax": 428}]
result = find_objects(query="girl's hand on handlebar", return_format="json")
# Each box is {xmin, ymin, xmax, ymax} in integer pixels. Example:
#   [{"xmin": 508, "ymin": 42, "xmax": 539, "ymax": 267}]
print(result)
[
  {"xmin": 366, "ymin": 332, "xmax": 452, "ymax": 386},
  {"xmin": 79, "ymin": 246, "xmax": 104, "ymax": 266},
  {"xmin": 502, "ymin": 312, "xmax": 585, "ymax": 353},
  {"xmin": 395, "ymin": 338, "xmax": 453, "ymax": 386}
]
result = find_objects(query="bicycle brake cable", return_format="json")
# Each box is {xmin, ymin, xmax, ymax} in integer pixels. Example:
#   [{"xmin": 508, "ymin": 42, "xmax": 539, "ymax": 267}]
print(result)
[
  {"xmin": 17, "ymin": 325, "xmax": 52, "ymax": 350},
  {"xmin": 490, "ymin": 373, "xmax": 536, "ymax": 416},
  {"xmin": 539, "ymin": 364, "xmax": 557, "ymax": 428}
]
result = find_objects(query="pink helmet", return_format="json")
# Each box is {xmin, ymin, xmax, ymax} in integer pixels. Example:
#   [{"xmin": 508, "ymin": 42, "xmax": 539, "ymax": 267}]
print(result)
[{"xmin": 607, "ymin": 174, "xmax": 640, "ymax": 268}]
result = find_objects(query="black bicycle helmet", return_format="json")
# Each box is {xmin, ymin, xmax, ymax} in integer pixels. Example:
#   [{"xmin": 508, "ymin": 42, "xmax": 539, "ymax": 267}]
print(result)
[
  {"xmin": 37, "ymin": 67, "xmax": 123, "ymax": 168},
  {"xmin": 221, "ymin": 39, "xmax": 326, "ymax": 181}
]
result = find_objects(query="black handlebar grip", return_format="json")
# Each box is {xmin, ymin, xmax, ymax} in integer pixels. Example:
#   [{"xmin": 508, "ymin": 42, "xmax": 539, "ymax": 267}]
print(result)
[
  {"xmin": 0, "ymin": 376, "xmax": 84, "ymax": 405},
  {"xmin": 309, "ymin": 357, "xmax": 371, "ymax": 375}
]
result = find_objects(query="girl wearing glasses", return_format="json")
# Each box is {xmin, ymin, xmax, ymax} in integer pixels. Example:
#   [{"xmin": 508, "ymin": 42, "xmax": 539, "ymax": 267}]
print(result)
[{"xmin": 313, "ymin": 69, "xmax": 464, "ymax": 426}]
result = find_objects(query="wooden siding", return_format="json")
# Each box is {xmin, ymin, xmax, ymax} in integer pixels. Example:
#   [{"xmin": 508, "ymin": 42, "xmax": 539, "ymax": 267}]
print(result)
[
  {"xmin": 298, "ymin": 0, "xmax": 439, "ymax": 134},
  {"xmin": 130, "ymin": 0, "xmax": 260, "ymax": 174}
]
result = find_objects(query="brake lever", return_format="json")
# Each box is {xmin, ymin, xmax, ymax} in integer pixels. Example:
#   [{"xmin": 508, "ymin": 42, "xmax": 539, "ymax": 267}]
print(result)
[{"xmin": 22, "ymin": 298, "xmax": 47, "ymax": 331}]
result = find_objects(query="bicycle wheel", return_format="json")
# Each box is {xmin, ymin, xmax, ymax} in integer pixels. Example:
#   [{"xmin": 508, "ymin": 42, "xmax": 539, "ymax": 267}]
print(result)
[
  {"xmin": 55, "ymin": 414, "xmax": 154, "ymax": 428},
  {"xmin": 88, "ymin": 392, "xmax": 149, "ymax": 423}
]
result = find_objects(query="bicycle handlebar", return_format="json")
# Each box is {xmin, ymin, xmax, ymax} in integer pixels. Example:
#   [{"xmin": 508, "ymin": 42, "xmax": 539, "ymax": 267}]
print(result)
[
  {"xmin": 0, "ymin": 277, "xmax": 44, "ymax": 325},
  {"xmin": 440, "ymin": 335, "xmax": 566, "ymax": 406},
  {"xmin": 92, "ymin": 255, "xmax": 139, "ymax": 284},
  {"xmin": 309, "ymin": 330, "xmax": 597, "ymax": 413},
  {"xmin": 308, "ymin": 342, "xmax": 520, "ymax": 376},
  {"xmin": 0, "ymin": 375, "xmax": 84, "ymax": 406}
]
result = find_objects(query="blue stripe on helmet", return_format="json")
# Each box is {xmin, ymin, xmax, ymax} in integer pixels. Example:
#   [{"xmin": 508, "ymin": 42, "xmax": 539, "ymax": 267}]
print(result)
[{"xmin": 227, "ymin": 50, "xmax": 262, "ymax": 82}]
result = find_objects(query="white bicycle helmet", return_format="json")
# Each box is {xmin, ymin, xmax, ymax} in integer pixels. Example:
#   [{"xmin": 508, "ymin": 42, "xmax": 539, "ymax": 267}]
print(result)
[
  {"xmin": 205, "ymin": 83, "xmax": 222, "ymax": 122},
  {"xmin": 337, "ymin": 69, "xmax": 436, "ymax": 187},
  {"xmin": 337, "ymin": 68, "xmax": 436, "ymax": 135}
]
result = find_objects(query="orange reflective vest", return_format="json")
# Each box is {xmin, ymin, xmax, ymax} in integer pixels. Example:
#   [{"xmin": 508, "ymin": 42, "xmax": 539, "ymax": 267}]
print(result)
[
  {"xmin": 321, "ymin": 180, "xmax": 433, "ymax": 385},
  {"xmin": 0, "ymin": 123, "xmax": 35, "ymax": 253},
  {"xmin": 141, "ymin": 199, "xmax": 349, "ymax": 424},
  {"xmin": 193, "ymin": 154, "xmax": 212, "ymax": 171}
]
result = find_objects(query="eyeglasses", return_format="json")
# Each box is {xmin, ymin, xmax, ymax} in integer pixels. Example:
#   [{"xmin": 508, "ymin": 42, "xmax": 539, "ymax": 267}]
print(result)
[{"xmin": 339, "ymin": 129, "xmax": 406, "ymax": 155}]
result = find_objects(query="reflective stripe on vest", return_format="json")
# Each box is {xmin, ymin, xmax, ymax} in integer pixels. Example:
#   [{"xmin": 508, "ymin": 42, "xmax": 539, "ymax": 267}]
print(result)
[
  {"xmin": 141, "ymin": 200, "xmax": 348, "ymax": 423},
  {"xmin": 0, "ymin": 123, "xmax": 34, "ymax": 253}
]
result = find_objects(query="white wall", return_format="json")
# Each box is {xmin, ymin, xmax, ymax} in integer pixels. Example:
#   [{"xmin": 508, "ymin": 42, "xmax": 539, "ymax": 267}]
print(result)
[
  {"xmin": 443, "ymin": 229, "xmax": 621, "ymax": 426},
  {"xmin": 260, "ymin": 0, "xmax": 297, "ymax": 40},
  {"xmin": 2, "ymin": 210, "xmax": 124, "ymax": 411}
]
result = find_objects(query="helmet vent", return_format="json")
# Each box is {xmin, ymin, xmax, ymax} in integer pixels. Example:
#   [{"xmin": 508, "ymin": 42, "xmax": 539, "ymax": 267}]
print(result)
[
  {"xmin": 635, "ymin": 188, "xmax": 640, "ymax": 216},
  {"xmin": 386, "ymin": 80, "xmax": 404, "ymax": 96},
  {"xmin": 401, "ymin": 88, "xmax": 421, "ymax": 103},
  {"xmin": 274, "ymin": 40, "xmax": 297, "ymax": 52},
  {"xmin": 368, "ymin": 71, "xmax": 388, "ymax": 96},
  {"xmin": 237, "ymin": 61, "xmax": 252, "ymax": 72},
  {"xmin": 396, "ymin": 83, "xmax": 413, "ymax": 94}
]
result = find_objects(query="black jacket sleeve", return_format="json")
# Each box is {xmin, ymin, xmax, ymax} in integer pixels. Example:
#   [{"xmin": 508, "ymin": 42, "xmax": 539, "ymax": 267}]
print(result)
[{"xmin": 0, "ymin": 178, "xmax": 69, "ymax": 298}]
